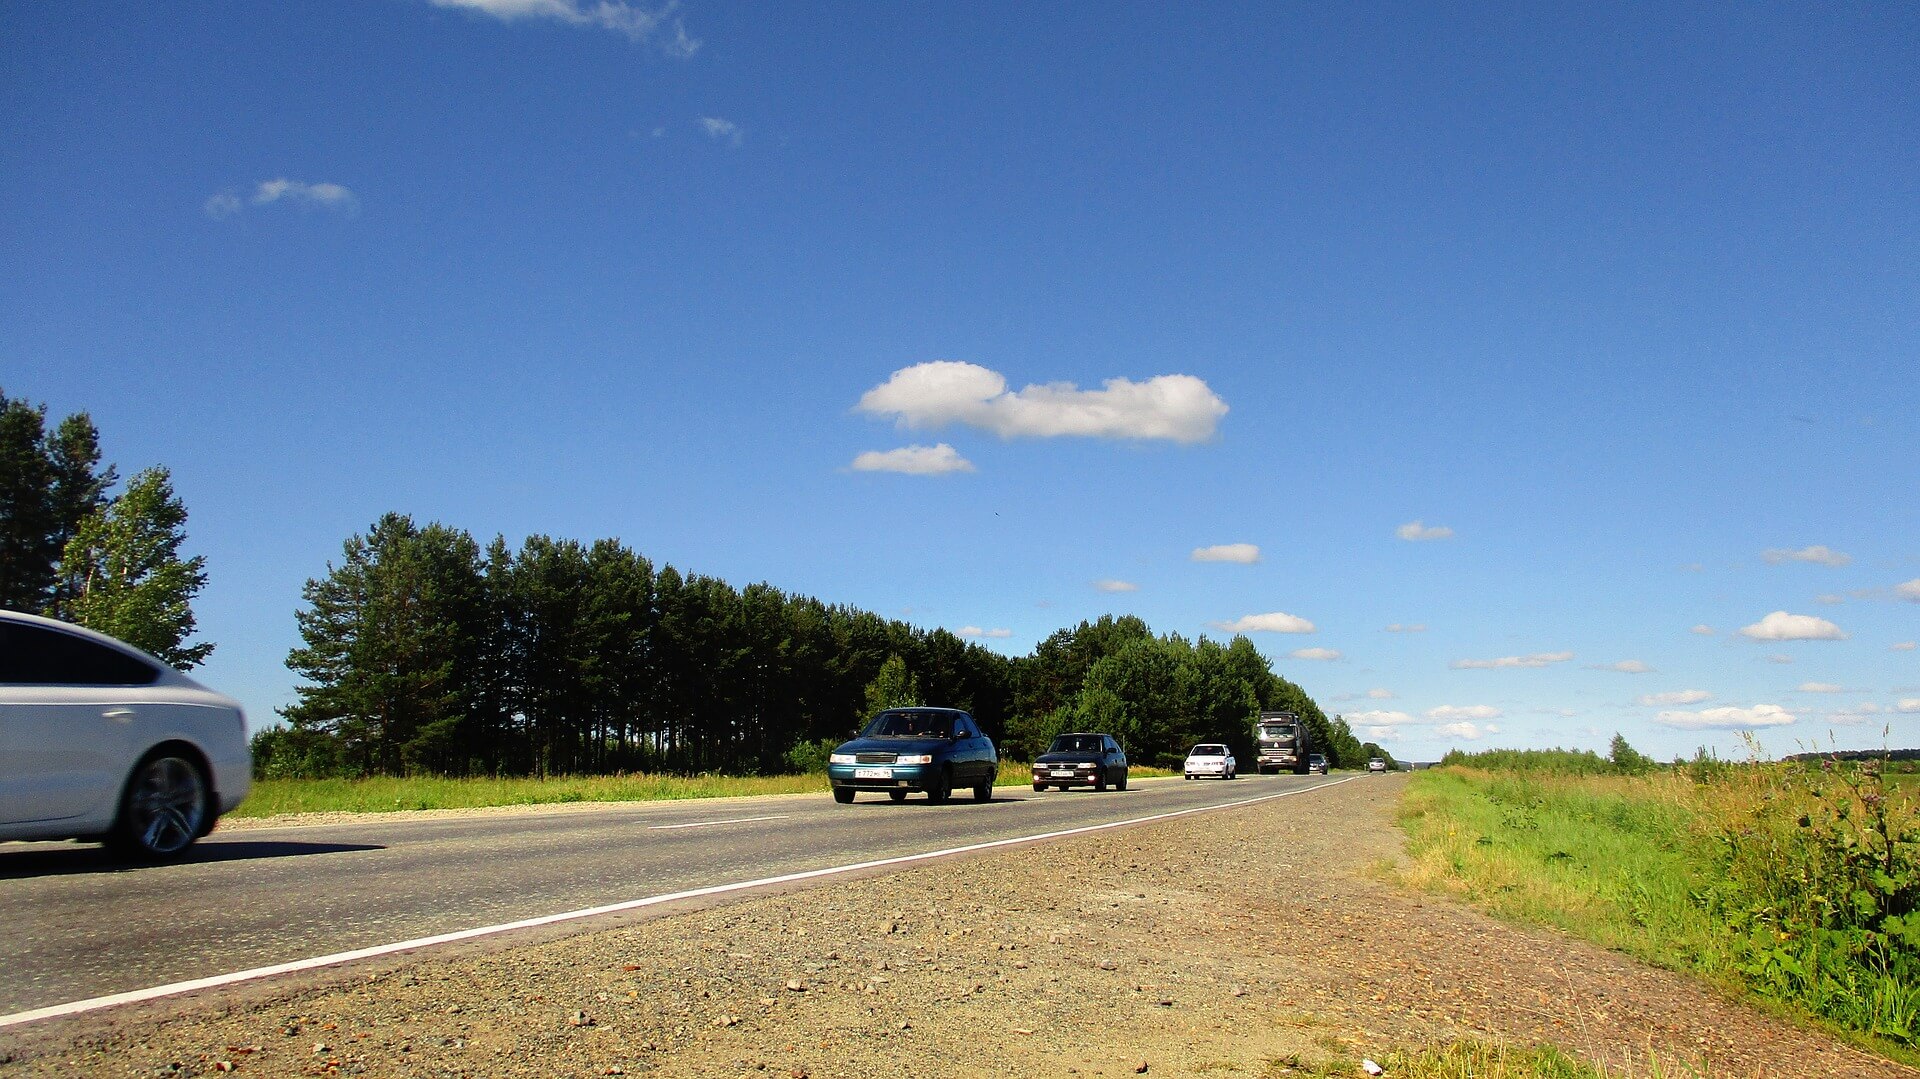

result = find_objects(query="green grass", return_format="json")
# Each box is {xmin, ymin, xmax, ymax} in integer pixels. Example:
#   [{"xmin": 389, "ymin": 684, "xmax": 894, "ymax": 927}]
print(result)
[
  {"xmin": 236, "ymin": 765, "xmax": 1180, "ymax": 817},
  {"xmin": 1397, "ymin": 766, "xmax": 1920, "ymax": 1067},
  {"xmin": 1264, "ymin": 1040, "xmax": 1700, "ymax": 1078},
  {"xmin": 1397, "ymin": 770, "xmax": 1723, "ymax": 965}
]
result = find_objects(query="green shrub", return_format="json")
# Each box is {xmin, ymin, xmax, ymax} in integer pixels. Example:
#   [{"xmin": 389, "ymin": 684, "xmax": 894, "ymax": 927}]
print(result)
[{"xmin": 784, "ymin": 737, "xmax": 840, "ymax": 774}]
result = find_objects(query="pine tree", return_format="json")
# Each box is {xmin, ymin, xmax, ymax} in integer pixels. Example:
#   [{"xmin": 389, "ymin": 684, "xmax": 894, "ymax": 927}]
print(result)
[
  {"xmin": 57, "ymin": 467, "xmax": 212, "ymax": 668},
  {"xmin": 281, "ymin": 514, "xmax": 483, "ymax": 775},
  {"xmin": 0, "ymin": 391, "xmax": 115, "ymax": 613}
]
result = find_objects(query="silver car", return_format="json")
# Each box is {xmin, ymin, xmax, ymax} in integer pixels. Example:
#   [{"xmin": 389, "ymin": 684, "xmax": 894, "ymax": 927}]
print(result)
[{"xmin": 0, "ymin": 611, "xmax": 250, "ymax": 859}]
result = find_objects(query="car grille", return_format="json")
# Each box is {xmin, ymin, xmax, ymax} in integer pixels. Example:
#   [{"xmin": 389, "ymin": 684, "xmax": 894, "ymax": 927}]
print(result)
[{"xmin": 855, "ymin": 752, "xmax": 897, "ymax": 764}]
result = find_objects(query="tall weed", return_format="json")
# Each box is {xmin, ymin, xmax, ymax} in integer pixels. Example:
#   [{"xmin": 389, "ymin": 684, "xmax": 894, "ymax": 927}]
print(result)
[{"xmin": 1696, "ymin": 759, "xmax": 1920, "ymax": 1041}]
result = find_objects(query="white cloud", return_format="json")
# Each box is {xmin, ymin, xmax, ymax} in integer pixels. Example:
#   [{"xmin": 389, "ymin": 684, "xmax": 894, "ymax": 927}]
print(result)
[
  {"xmin": 1762, "ymin": 545, "xmax": 1852, "ymax": 567},
  {"xmin": 1897, "ymin": 579, "xmax": 1920, "ymax": 602},
  {"xmin": 1655, "ymin": 704, "xmax": 1795, "ymax": 730},
  {"xmin": 1288, "ymin": 647, "xmax": 1342, "ymax": 661},
  {"xmin": 1358, "ymin": 726, "xmax": 1403, "ymax": 743},
  {"xmin": 207, "ymin": 179, "xmax": 359, "ymax": 218},
  {"xmin": 1435, "ymin": 721, "xmax": 1499, "ymax": 740},
  {"xmin": 1367, "ymin": 688, "xmax": 1396, "ymax": 700},
  {"xmin": 1797, "ymin": 682, "xmax": 1844, "ymax": 693},
  {"xmin": 856, "ymin": 361, "xmax": 1228, "ymax": 444},
  {"xmin": 253, "ymin": 179, "xmax": 360, "ymax": 214},
  {"xmin": 1395, "ymin": 520, "xmax": 1453, "ymax": 542},
  {"xmin": 849, "ymin": 443, "xmax": 974, "ymax": 475},
  {"xmin": 1450, "ymin": 651, "xmax": 1574, "ymax": 670},
  {"xmin": 699, "ymin": 116, "xmax": 743, "ymax": 146},
  {"xmin": 426, "ymin": 0, "xmax": 699, "ymax": 52},
  {"xmin": 1690, "ymin": 625, "xmax": 1716, "ymax": 636},
  {"xmin": 956, "ymin": 626, "xmax": 1012, "ymax": 639},
  {"xmin": 1426, "ymin": 705, "xmax": 1502, "ymax": 721},
  {"xmin": 202, "ymin": 192, "xmax": 242, "ymax": 219},
  {"xmin": 1092, "ymin": 579, "xmax": 1138, "ymax": 593},
  {"xmin": 1739, "ymin": 611, "xmax": 1848, "ymax": 641},
  {"xmin": 1894, "ymin": 642, "xmax": 1918, "ymax": 652},
  {"xmin": 1348, "ymin": 710, "xmax": 1414, "ymax": 726},
  {"xmin": 1900, "ymin": 699, "xmax": 1920, "ymax": 714},
  {"xmin": 1210, "ymin": 612, "xmax": 1316, "ymax": 634},
  {"xmin": 1816, "ymin": 593, "xmax": 1845, "ymax": 605},
  {"xmin": 1636, "ymin": 689, "xmax": 1712, "ymax": 706},
  {"xmin": 1587, "ymin": 660, "xmax": 1652, "ymax": 674},
  {"xmin": 1191, "ymin": 543, "xmax": 1260, "ymax": 564},
  {"xmin": 1384, "ymin": 623, "xmax": 1428, "ymax": 633}
]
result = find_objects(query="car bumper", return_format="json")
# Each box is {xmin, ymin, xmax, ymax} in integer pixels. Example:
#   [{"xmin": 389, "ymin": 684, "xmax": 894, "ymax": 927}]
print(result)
[
  {"xmin": 827, "ymin": 763, "xmax": 935, "ymax": 791},
  {"xmin": 1032, "ymin": 769, "xmax": 1103, "ymax": 786}
]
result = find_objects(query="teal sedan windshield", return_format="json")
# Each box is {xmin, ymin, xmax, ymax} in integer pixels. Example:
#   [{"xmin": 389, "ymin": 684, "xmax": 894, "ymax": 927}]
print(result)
[{"xmin": 860, "ymin": 711, "xmax": 953, "ymax": 737}]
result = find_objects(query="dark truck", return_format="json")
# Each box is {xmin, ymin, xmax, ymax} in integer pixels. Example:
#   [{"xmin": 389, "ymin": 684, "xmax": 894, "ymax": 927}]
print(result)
[{"xmin": 1254, "ymin": 711, "xmax": 1311, "ymax": 774}]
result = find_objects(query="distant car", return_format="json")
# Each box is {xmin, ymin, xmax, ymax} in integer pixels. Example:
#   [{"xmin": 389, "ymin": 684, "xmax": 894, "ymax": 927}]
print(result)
[
  {"xmin": 1031, "ymin": 732, "xmax": 1128, "ymax": 792},
  {"xmin": 1184, "ymin": 744, "xmax": 1236, "ymax": 780},
  {"xmin": 827, "ymin": 707, "xmax": 998, "ymax": 804},
  {"xmin": 1367, "ymin": 757, "xmax": 1389, "ymax": 774},
  {"xmin": 0, "ymin": 610, "xmax": 251, "ymax": 859},
  {"xmin": 1307, "ymin": 753, "xmax": 1328, "ymax": 774}
]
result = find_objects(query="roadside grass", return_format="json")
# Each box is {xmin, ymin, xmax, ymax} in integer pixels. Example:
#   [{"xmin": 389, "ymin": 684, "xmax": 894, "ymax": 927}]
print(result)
[
  {"xmin": 235, "ymin": 766, "xmax": 1180, "ymax": 817},
  {"xmin": 1398, "ymin": 763, "xmax": 1920, "ymax": 1067},
  {"xmin": 1266, "ymin": 1040, "xmax": 1702, "ymax": 1078},
  {"xmin": 1397, "ymin": 770, "xmax": 1724, "ymax": 966}
]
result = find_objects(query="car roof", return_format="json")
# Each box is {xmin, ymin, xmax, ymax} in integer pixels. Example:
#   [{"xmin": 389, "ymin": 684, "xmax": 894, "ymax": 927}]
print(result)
[{"xmin": 1054, "ymin": 731, "xmax": 1111, "ymax": 738}]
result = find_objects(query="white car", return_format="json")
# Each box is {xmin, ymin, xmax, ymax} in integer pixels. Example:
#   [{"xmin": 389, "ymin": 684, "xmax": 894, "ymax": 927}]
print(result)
[
  {"xmin": 1367, "ymin": 757, "xmax": 1389, "ymax": 774},
  {"xmin": 1183, "ymin": 743, "xmax": 1236, "ymax": 780},
  {"xmin": 0, "ymin": 611, "xmax": 251, "ymax": 859}
]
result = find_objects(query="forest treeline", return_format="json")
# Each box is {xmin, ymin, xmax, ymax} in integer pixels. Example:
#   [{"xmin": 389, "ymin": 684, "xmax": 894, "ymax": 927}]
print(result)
[{"xmin": 258, "ymin": 513, "xmax": 1384, "ymax": 779}]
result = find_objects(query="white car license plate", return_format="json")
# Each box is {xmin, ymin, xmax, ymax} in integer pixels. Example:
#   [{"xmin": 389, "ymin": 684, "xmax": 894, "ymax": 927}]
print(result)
[
  {"xmin": 1051, "ymin": 769, "xmax": 1076, "ymax": 777},
  {"xmin": 854, "ymin": 767, "xmax": 892, "ymax": 779}
]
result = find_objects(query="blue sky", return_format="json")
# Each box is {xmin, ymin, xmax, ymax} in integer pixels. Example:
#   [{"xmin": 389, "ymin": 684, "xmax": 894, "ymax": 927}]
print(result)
[{"xmin": 4, "ymin": 1, "xmax": 1916, "ymax": 761}]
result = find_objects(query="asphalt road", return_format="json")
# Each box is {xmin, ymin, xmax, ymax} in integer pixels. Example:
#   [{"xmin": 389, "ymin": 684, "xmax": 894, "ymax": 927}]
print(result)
[{"xmin": 0, "ymin": 771, "xmax": 1347, "ymax": 1019}]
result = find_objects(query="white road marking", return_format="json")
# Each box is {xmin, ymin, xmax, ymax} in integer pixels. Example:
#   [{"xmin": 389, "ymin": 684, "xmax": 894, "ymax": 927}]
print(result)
[
  {"xmin": 0, "ymin": 776, "xmax": 1356, "ymax": 1029},
  {"xmin": 648, "ymin": 814, "xmax": 790, "ymax": 831}
]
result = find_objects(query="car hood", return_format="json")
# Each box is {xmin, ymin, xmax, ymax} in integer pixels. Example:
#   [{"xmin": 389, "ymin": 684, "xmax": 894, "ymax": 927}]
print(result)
[
  {"xmin": 1033, "ymin": 750, "xmax": 1103, "ymax": 765},
  {"xmin": 834, "ymin": 736, "xmax": 951, "ymax": 756}
]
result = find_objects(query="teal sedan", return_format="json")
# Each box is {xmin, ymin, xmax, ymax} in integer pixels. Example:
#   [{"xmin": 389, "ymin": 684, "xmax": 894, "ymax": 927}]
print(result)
[{"xmin": 827, "ymin": 707, "xmax": 998, "ymax": 804}]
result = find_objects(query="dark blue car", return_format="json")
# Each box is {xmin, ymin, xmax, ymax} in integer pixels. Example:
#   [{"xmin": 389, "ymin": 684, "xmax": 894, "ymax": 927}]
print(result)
[{"xmin": 827, "ymin": 707, "xmax": 998, "ymax": 804}]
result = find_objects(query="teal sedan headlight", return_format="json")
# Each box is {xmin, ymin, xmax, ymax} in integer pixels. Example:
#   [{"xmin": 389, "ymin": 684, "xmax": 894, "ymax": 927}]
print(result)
[{"xmin": 829, "ymin": 753, "xmax": 856, "ymax": 765}]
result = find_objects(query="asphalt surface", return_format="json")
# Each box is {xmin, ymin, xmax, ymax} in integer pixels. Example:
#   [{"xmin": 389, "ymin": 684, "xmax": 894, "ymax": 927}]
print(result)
[{"xmin": 0, "ymin": 771, "xmax": 1343, "ymax": 1019}]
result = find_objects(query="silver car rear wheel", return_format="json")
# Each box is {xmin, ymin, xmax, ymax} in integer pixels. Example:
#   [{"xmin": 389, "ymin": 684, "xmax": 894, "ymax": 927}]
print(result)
[{"xmin": 109, "ymin": 753, "xmax": 209, "ymax": 859}]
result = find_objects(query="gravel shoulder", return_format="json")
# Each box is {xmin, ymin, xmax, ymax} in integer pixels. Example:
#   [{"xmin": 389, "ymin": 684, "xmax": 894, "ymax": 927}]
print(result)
[{"xmin": 2, "ymin": 775, "xmax": 1909, "ymax": 1078}]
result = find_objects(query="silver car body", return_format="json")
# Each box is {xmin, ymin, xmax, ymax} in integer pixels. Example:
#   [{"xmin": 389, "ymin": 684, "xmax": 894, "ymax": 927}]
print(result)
[{"xmin": 0, "ymin": 611, "xmax": 250, "ymax": 843}]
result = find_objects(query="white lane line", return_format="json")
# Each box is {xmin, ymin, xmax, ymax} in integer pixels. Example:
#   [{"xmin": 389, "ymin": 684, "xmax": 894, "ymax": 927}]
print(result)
[
  {"xmin": 648, "ymin": 814, "xmax": 790, "ymax": 831},
  {"xmin": 0, "ymin": 776, "xmax": 1357, "ymax": 1029}
]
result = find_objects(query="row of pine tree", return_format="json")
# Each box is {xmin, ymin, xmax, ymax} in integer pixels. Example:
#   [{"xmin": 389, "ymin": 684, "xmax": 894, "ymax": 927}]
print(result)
[{"xmin": 5, "ymin": 388, "xmax": 1386, "ymax": 780}]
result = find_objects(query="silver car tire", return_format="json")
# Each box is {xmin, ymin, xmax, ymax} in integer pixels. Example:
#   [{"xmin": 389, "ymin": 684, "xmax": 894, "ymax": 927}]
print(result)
[{"xmin": 108, "ymin": 752, "xmax": 210, "ymax": 860}]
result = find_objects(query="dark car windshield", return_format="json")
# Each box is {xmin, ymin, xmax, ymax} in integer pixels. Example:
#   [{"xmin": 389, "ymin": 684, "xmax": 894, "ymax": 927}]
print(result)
[
  {"xmin": 860, "ymin": 711, "xmax": 953, "ymax": 738},
  {"xmin": 1047, "ymin": 735, "xmax": 1103, "ymax": 754},
  {"xmin": 1190, "ymin": 745, "xmax": 1228, "ymax": 756}
]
